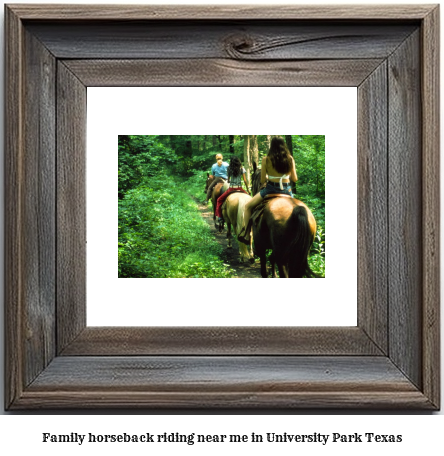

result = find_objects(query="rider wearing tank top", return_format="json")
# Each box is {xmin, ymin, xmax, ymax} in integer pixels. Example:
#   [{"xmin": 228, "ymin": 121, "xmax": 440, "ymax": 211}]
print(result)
[
  {"xmin": 238, "ymin": 137, "xmax": 297, "ymax": 244},
  {"xmin": 265, "ymin": 155, "xmax": 296, "ymax": 184}
]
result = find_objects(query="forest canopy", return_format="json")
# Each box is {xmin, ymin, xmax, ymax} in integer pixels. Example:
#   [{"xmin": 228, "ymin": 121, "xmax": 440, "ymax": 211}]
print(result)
[{"xmin": 118, "ymin": 135, "xmax": 325, "ymax": 278}]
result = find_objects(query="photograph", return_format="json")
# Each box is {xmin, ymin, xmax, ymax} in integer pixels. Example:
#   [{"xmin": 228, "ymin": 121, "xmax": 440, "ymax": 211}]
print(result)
[{"xmin": 118, "ymin": 135, "xmax": 325, "ymax": 279}]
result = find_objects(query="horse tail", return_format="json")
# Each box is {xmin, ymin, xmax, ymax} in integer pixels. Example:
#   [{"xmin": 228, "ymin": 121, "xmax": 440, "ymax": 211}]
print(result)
[
  {"xmin": 236, "ymin": 193, "xmax": 248, "ymax": 234},
  {"xmin": 286, "ymin": 205, "xmax": 316, "ymax": 278}
]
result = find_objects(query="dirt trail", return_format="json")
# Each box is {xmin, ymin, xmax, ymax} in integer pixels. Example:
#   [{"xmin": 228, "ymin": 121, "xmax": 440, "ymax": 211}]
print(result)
[{"xmin": 195, "ymin": 199, "xmax": 262, "ymax": 278}]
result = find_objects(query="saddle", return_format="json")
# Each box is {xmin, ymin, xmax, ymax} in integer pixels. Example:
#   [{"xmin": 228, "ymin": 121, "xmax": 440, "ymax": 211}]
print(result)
[
  {"xmin": 220, "ymin": 186, "xmax": 245, "ymax": 212},
  {"xmin": 246, "ymin": 194, "xmax": 291, "ymax": 232},
  {"xmin": 215, "ymin": 181, "xmax": 229, "ymax": 200}
]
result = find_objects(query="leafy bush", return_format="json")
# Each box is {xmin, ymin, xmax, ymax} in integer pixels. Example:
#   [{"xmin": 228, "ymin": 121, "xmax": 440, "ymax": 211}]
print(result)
[
  {"xmin": 118, "ymin": 135, "xmax": 177, "ymax": 198},
  {"xmin": 309, "ymin": 226, "xmax": 326, "ymax": 277},
  {"xmin": 309, "ymin": 253, "xmax": 325, "ymax": 277},
  {"xmin": 118, "ymin": 172, "xmax": 236, "ymax": 278},
  {"xmin": 182, "ymin": 170, "xmax": 210, "ymax": 200}
]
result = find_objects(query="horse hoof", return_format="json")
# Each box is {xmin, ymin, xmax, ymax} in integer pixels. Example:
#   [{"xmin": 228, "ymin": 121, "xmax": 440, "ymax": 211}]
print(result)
[{"xmin": 249, "ymin": 257, "xmax": 255, "ymax": 264}]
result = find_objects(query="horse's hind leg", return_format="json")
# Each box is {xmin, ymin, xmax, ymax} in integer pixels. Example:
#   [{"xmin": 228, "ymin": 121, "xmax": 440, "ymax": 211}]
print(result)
[
  {"xmin": 211, "ymin": 192, "xmax": 218, "ymax": 229},
  {"xmin": 213, "ymin": 208, "xmax": 218, "ymax": 229},
  {"xmin": 277, "ymin": 263, "xmax": 289, "ymax": 278},
  {"xmin": 270, "ymin": 253, "xmax": 278, "ymax": 278},
  {"xmin": 256, "ymin": 247, "xmax": 268, "ymax": 278},
  {"xmin": 226, "ymin": 222, "xmax": 232, "ymax": 249},
  {"xmin": 260, "ymin": 252, "xmax": 268, "ymax": 277}
]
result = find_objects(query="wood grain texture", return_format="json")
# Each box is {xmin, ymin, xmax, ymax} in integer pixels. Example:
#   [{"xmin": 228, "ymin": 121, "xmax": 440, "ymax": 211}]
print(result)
[
  {"xmin": 388, "ymin": 31, "xmax": 422, "ymax": 389},
  {"xmin": 63, "ymin": 59, "xmax": 384, "ymax": 87},
  {"xmin": 27, "ymin": 22, "xmax": 416, "ymax": 60},
  {"xmin": 14, "ymin": 356, "xmax": 433, "ymax": 409},
  {"xmin": 357, "ymin": 62, "xmax": 388, "ymax": 354},
  {"xmin": 15, "ymin": 390, "xmax": 434, "ymax": 410},
  {"xmin": 421, "ymin": 6, "xmax": 440, "ymax": 409},
  {"xmin": 7, "ymin": 4, "xmax": 435, "ymax": 20},
  {"xmin": 56, "ymin": 62, "xmax": 87, "ymax": 353},
  {"xmin": 4, "ymin": 4, "xmax": 24, "ymax": 410},
  {"xmin": 61, "ymin": 327, "xmax": 383, "ymax": 356},
  {"xmin": 28, "ymin": 356, "xmax": 419, "ymax": 391},
  {"xmin": 21, "ymin": 28, "xmax": 57, "ymax": 387},
  {"xmin": 4, "ymin": 4, "xmax": 440, "ymax": 410},
  {"xmin": 5, "ymin": 9, "xmax": 58, "ymax": 409}
]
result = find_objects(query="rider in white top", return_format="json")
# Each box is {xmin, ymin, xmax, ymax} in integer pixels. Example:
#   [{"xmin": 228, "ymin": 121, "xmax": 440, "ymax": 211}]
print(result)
[
  {"xmin": 266, "ymin": 174, "xmax": 290, "ymax": 190},
  {"xmin": 238, "ymin": 137, "xmax": 297, "ymax": 244}
]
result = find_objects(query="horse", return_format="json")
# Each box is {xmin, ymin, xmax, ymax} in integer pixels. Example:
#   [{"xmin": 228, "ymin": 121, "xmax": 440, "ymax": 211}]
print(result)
[
  {"xmin": 250, "ymin": 162, "xmax": 317, "ymax": 278},
  {"xmin": 221, "ymin": 192, "xmax": 255, "ymax": 263},
  {"xmin": 204, "ymin": 174, "xmax": 226, "ymax": 230}
]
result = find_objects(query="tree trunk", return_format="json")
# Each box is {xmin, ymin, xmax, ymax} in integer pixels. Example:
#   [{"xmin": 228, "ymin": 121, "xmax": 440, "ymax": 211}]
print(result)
[
  {"xmin": 118, "ymin": 135, "xmax": 131, "ymax": 149},
  {"xmin": 243, "ymin": 135, "xmax": 251, "ymax": 183},
  {"xmin": 285, "ymin": 135, "xmax": 293, "ymax": 155},
  {"xmin": 229, "ymin": 135, "xmax": 235, "ymax": 156},
  {"xmin": 250, "ymin": 135, "xmax": 259, "ymax": 169},
  {"xmin": 169, "ymin": 136, "xmax": 177, "ymax": 157},
  {"xmin": 186, "ymin": 139, "xmax": 192, "ymax": 157},
  {"xmin": 285, "ymin": 135, "xmax": 297, "ymax": 196}
]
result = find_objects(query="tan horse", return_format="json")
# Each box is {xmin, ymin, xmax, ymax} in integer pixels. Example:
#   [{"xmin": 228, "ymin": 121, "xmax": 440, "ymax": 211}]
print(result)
[{"xmin": 222, "ymin": 192, "xmax": 254, "ymax": 263}]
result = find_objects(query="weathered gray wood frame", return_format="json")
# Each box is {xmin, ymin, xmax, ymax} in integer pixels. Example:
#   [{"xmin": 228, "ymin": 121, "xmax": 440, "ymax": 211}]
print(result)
[{"xmin": 5, "ymin": 5, "xmax": 440, "ymax": 409}]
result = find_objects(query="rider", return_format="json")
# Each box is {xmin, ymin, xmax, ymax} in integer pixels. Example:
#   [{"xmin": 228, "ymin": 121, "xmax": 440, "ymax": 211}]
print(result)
[
  {"xmin": 203, "ymin": 153, "xmax": 229, "ymax": 204},
  {"xmin": 214, "ymin": 156, "xmax": 249, "ymax": 225},
  {"xmin": 238, "ymin": 136, "xmax": 297, "ymax": 244}
]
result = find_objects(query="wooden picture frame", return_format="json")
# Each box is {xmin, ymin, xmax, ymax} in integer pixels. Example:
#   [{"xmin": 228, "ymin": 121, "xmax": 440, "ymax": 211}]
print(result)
[{"xmin": 5, "ymin": 4, "xmax": 440, "ymax": 409}]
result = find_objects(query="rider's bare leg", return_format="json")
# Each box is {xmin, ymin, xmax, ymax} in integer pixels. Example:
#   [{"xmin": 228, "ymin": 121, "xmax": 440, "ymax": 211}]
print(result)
[{"xmin": 239, "ymin": 192, "xmax": 263, "ymax": 242}]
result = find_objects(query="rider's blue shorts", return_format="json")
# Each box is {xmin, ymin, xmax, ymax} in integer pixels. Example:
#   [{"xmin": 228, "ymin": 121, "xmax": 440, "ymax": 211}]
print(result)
[{"xmin": 259, "ymin": 181, "xmax": 293, "ymax": 198}]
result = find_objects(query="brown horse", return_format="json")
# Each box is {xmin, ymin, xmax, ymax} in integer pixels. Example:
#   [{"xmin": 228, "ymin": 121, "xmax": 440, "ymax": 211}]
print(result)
[
  {"xmin": 250, "ymin": 163, "xmax": 317, "ymax": 278},
  {"xmin": 222, "ymin": 192, "xmax": 254, "ymax": 263},
  {"xmin": 204, "ymin": 174, "xmax": 226, "ymax": 230}
]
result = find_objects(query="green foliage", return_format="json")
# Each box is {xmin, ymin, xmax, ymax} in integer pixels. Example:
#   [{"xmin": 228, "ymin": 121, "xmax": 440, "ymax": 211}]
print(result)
[
  {"xmin": 309, "ymin": 226, "xmax": 325, "ymax": 277},
  {"xmin": 182, "ymin": 170, "xmax": 211, "ymax": 200},
  {"xmin": 118, "ymin": 172, "xmax": 235, "ymax": 278},
  {"xmin": 298, "ymin": 192, "xmax": 325, "ymax": 230},
  {"xmin": 309, "ymin": 253, "xmax": 325, "ymax": 277},
  {"xmin": 162, "ymin": 135, "xmax": 223, "ymax": 175},
  {"xmin": 293, "ymin": 135, "xmax": 325, "ymax": 197},
  {"xmin": 312, "ymin": 226, "xmax": 325, "ymax": 257},
  {"xmin": 159, "ymin": 135, "xmax": 251, "ymax": 175},
  {"xmin": 118, "ymin": 135, "xmax": 177, "ymax": 198}
]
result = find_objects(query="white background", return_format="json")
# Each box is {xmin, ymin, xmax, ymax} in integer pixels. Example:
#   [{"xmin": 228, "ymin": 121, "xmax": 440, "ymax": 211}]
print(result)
[
  {"xmin": 87, "ymin": 87, "xmax": 357, "ymax": 326},
  {"xmin": 0, "ymin": 0, "xmax": 442, "ymax": 452}
]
